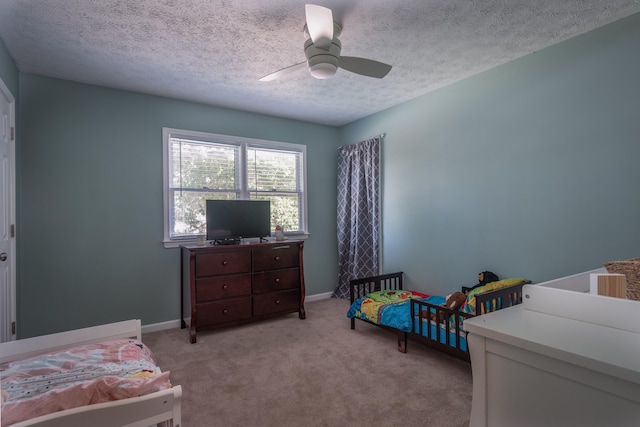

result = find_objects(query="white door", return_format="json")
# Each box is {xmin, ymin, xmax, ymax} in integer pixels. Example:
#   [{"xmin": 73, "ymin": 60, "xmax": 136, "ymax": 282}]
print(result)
[{"xmin": 0, "ymin": 78, "xmax": 16, "ymax": 342}]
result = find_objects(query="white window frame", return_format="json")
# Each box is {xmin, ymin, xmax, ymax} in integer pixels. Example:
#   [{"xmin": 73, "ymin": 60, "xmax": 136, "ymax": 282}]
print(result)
[{"xmin": 162, "ymin": 128, "xmax": 308, "ymax": 248}]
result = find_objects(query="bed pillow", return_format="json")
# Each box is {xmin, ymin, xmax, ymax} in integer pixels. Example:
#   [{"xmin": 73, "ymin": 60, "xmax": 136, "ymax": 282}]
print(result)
[{"xmin": 463, "ymin": 278, "xmax": 527, "ymax": 314}]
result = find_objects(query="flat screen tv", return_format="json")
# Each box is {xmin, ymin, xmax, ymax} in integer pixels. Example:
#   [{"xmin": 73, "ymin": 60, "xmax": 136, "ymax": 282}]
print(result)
[{"xmin": 206, "ymin": 200, "xmax": 271, "ymax": 242}]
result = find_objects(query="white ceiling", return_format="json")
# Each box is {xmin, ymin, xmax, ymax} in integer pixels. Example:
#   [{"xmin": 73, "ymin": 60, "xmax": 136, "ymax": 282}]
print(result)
[{"xmin": 0, "ymin": 1, "xmax": 639, "ymax": 126}]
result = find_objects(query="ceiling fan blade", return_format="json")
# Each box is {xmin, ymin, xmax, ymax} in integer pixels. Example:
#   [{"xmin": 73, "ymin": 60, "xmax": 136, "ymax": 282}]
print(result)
[
  {"xmin": 259, "ymin": 62, "xmax": 307, "ymax": 82},
  {"xmin": 338, "ymin": 56, "xmax": 392, "ymax": 79},
  {"xmin": 305, "ymin": 4, "xmax": 333, "ymax": 50}
]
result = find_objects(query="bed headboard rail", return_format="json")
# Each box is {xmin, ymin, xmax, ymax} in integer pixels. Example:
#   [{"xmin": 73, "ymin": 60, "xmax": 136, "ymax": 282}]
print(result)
[
  {"xmin": 349, "ymin": 272, "xmax": 403, "ymax": 303},
  {"xmin": 0, "ymin": 319, "xmax": 142, "ymax": 364}
]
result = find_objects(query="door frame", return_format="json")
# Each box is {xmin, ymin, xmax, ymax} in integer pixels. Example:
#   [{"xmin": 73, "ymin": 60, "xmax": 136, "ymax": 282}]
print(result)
[{"xmin": 0, "ymin": 76, "xmax": 16, "ymax": 342}]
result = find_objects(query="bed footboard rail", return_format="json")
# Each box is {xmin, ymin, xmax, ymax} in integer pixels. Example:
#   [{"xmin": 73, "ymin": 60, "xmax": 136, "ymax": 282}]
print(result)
[
  {"xmin": 474, "ymin": 280, "xmax": 530, "ymax": 315},
  {"xmin": 349, "ymin": 272, "xmax": 403, "ymax": 330},
  {"xmin": 411, "ymin": 299, "xmax": 474, "ymax": 361},
  {"xmin": 10, "ymin": 385, "xmax": 183, "ymax": 427}
]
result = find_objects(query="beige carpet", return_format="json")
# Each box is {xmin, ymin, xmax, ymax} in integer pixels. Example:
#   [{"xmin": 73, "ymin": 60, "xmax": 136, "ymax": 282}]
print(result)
[{"xmin": 143, "ymin": 298, "xmax": 472, "ymax": 427}]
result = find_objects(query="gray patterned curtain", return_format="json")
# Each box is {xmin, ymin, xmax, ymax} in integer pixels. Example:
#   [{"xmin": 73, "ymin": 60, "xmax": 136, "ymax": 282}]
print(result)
[{"xmin": 333, "ymin": 137, "xmax": 381, "ymax": 299}]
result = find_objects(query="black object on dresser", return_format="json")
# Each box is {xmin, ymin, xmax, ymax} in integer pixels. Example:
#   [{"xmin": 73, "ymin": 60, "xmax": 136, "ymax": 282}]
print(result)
[{"xmin": 180, "ymin": 241, "xmax": 306, "ymax": 343}]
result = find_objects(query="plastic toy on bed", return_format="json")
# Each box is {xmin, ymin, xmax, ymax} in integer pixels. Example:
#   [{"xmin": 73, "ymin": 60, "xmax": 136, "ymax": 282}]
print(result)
[{"xmin": 348, "ymin": 272, "xmax": 529, "ymax": 361}]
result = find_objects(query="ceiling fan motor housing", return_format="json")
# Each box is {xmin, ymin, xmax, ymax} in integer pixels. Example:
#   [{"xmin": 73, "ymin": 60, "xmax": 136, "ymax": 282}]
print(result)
[{"xmin": 304, "ymin": 36, "xmax": 341, "ymax": 79}]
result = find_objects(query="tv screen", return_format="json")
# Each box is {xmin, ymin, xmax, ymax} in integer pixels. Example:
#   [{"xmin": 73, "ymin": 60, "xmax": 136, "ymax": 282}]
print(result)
[{"xmin": 206, "ymin": 200, "xmax": 271, "ymax": 241}]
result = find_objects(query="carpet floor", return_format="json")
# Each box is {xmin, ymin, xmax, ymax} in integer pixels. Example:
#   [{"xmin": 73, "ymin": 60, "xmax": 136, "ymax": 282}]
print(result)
[{"xmin": 144, "ymin": 297, "xmax": 472, "ymax": 427}]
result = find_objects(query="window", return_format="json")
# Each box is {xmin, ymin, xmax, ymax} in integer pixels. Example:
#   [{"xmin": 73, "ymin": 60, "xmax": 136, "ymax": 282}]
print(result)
[{"xmin": 163, "ymin": 128, "xmax": 307, "ymax": 247}]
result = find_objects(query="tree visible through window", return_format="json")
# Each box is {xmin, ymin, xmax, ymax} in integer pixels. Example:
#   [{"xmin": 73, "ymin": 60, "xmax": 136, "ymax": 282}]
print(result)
[{"xmin": 163, "ymin": 128, "xmax": 307, "ymax": 244}]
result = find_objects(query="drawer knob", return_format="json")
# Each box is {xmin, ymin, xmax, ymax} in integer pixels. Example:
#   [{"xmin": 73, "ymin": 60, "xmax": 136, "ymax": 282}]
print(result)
[
  {"xmin": 274, "ymin": 256, "xmax": 281, "ymax": 261},
  {"xmin": 223, "ymin": 309, "xmax": 229, "ymax": 315},
  {"xmin": 222, "ymin": 284, "xmax": 229, "ymax": 290},
  {"xmin": 275, "ymin": 300, "xmax": 280, "ymax": 305},
  {"xmin": 222, "ymin": 260, "xmax": 228, "ymax": 266},
  {"xmin": 274, "ymin": 278, "xmax": 280, "ymax": 283}
]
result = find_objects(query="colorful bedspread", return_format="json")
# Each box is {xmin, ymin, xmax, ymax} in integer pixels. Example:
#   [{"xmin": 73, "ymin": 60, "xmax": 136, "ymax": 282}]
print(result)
[
  {"xmin": 0, "ymin": 339, "xmax": 170, "ymax": 426},
  {"xmin": 348, "ymin": 292, "xmax": 469, "ymax": 351},
  {"xmin": 413, "ymin": 295, "xmax": 468, "ymax": 351},
  {"xmin": 347, "ymin": 289, "xmax": 429, "ymax": 332},
  {"xmin": 413, "ymin": 320, "xmax": 468, "ymax": 351}
]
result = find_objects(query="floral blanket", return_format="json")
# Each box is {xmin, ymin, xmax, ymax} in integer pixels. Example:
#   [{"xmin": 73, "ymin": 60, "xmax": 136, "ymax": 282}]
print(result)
[
  {"xmin": 347, "ymin": 289, "xmax": 429, "ymax": 332},
  {"xmin": 0, "ymin": 339, "xmax": 170, "ymax": 426}
]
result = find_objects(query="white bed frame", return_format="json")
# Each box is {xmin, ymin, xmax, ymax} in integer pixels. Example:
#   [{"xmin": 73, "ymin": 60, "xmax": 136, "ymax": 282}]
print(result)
[{"xmin": 0, "ymin": 319, "xmax": 182, "ymax": 427}]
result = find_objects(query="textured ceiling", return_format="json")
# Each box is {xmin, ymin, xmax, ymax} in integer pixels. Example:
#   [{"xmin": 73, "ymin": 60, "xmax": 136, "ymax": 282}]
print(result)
[{"xmin": 0, "ymin": 1, "xmax": 639, "ymax": 126}]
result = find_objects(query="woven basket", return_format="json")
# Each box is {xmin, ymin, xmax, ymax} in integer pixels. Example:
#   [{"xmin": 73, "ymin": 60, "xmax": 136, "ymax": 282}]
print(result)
[{"xmin": 604, "ymin": 257, "xmax": 640, "ymax": 301}]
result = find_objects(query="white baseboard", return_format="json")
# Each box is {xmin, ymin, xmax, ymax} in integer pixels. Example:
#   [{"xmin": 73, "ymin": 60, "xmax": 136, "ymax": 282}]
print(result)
[
  {"xmin": 141, "ymin": 292, "xmax": 335, "ymax": 334},
  {"xmin": 141, "ymin": 319, "xmax": 182, "ymax": 334},
  {"xmin": 305, "ymin": 292, "xmax": 333, "ymax": 302}
]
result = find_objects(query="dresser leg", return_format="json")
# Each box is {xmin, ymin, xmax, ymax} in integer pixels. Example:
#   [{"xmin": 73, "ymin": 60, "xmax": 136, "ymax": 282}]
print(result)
[{"xmin": 299, "ymin": 306, "xmax": 306, "ymax": 319}]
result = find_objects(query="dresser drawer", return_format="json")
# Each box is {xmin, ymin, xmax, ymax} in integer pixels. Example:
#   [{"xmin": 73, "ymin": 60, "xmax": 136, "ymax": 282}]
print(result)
[
  {"xmin": 252, "ymin": 244, "xmax": 299, "ymax": 271},
  {"xmin": 252, "ymin": 268, "xmax": 300, "ymax": 293},
  {"xmin": 253, "ymin": 289, "xmax": 300, "ymax": 317},
  {"xmin": 195, "ymin": 251, "xmax": 251, "ymax": 277},
  {"xmin": 196, "ymin": 274, "xmax": 251, "ymax": 301},
  {"xmin": 196, "ymin": 297, "xmax": 252, "ymax": 327}
]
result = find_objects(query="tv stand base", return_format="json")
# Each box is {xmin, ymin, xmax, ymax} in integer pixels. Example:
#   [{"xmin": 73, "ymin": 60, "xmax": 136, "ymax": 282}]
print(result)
[{"xmin": 212, "ymin": 238, "xmax": 241, "ymax": 245}]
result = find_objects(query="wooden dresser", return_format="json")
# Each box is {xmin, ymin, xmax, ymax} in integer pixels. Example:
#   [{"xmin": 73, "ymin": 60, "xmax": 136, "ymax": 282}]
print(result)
[{"xmin": 180, "ymin": 241, "xmax": 305, "ymax": 343}]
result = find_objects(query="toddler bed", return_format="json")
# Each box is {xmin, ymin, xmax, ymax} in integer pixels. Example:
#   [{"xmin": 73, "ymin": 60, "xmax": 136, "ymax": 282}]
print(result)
[
  {"xmin": 0, "ymin": 319, "xmax": 182, "ymax": 427},
  {"xmin": 347, "ymin": 272, "xmax": 528, "ymax": 361}
]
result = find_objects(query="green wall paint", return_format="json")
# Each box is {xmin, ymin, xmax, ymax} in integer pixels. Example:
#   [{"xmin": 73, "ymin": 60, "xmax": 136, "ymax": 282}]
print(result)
[
  {"xmin": 18, "ymin": 76, "xmax": 339, "ymax": 337},
  {"xmin": 9, "ymin": 12, "xmax": 640, "ymax": 336},
  {"xmin": 340, "ymin": 13, "xmax": 640, "ymax": 296}
]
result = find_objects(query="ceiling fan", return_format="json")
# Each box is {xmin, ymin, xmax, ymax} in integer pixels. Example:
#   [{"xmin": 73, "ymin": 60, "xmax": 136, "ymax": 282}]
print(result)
[{"xmin": 259, "ymin": 4, "xmax": 392, "ymax": 81}]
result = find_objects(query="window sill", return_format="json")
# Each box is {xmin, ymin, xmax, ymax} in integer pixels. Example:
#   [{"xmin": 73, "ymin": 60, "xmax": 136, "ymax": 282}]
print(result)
[{"xmin": 163, "ymin": 233, "xmax": 310, "ymax": 249}]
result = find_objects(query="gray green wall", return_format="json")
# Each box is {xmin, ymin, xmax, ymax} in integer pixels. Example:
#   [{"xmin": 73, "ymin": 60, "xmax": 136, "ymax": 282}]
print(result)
[
  {"xmin": 16, "ymin": 75, "xmax": 340, "ymax": 337},
  {"xmin": 340, "ymin": 13, "xmax": 640, "ymax": 296},
  {"xmin": 3, "ymin": 12, "xmax": 640, "ymax": 337}
]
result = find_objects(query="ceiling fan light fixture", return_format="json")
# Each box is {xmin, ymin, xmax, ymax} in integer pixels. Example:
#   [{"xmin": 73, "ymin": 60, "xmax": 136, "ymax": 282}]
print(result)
[
  {"xmin": 305, "ymin": 39, "xmax": 340, "ymax": 79},
  {"xmin": 309, "ymin": 61, "xmax": 338, "ymax": 79}
]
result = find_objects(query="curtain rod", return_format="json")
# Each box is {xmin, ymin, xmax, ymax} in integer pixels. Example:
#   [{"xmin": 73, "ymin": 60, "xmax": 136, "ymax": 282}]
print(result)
[
  {"xmin": 338, "ymin": 133, "xmax": 386, "ymax": 151},
  {"xmin": 355, "ymin": 133, "xmax": 385, "ymax": 141},
  {"xmin": 358, "ymin": 133, "xmax": 386, "ymax": 140}
]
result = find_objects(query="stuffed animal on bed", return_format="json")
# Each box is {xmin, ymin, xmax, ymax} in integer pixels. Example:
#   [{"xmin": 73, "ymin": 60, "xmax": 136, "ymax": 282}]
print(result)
[
  {"xmin": 464, "ymin": 271, "xmax": 500, "ymax": 294},
  {"xmin": 428, "ymin": 291, "xmax": 467, "ymax": 323}
]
